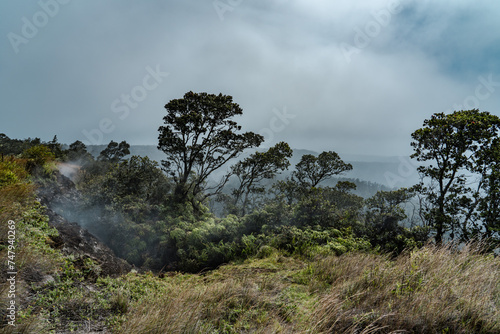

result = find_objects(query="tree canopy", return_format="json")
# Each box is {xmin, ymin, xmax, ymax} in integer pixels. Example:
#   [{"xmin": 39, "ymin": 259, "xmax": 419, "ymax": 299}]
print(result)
[
  {"xmin": 98, "ymin": 140, "xmax": 131, "ymax": 163},
  {"xmin": 158, "ymin": 91, "xmax": 264, "ymax": 207},
  {"xmin": 293, "ymin": 151, "xmax": 353, "ymax": 188}
]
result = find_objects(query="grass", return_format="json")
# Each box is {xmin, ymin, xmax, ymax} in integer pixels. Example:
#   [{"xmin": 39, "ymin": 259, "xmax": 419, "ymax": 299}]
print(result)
[
  {"xmin": 308, "ymin": 244, "xmax": 500, "ymax": 333},
  {"xmin": 111, "ymin": 255, "xmax": 312, "ymax": 333},
  {"xmin": 3, "ymin": 241, "xmax": 500, "ymax": 333},
  {"xmin": 109, "ymin": 245, "xmax": 499, "ymax": 333}
]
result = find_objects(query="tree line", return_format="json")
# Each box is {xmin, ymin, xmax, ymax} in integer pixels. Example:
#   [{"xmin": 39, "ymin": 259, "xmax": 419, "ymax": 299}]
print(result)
[
  {"xmin": 1, "ymin": 91, "xmax": 499, "ymax": 271},
  {"xmin": 157, "ymin": 92, "xmax": 500, "ymax": 247}
]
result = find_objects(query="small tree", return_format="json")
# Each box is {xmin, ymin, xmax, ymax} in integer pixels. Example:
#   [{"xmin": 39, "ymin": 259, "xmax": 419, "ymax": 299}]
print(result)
[
  {"xmin": 273, "ymin": 151, "xmax": 353, "ymax": 204},
  {"xmin": 22, "ymin": 144, "xmax": 55, "ymax": 174},
  {"xmin": 292, "ymin": 151, "xmax": 352, "ymax": 188},
  {"xmin": 271, "ymin": 151, "xmax": 359, "ymax": 229},
  {"xmin": 47, "ymin": 135, "xmax": 65, "ymax": 159},
  {"xmin": 230, "ymin": 142, "xmax": 293, "ymax": 215},
  {"xmin": 67, "ymin": 140, "xmax": 93, "ymax": 164},
  {"xmin": 158, "ymin": 91, "xmax": 264, "ymax": 207},
  {"xmin": 364, "ymin": 188, "xmax": 428, "ymax": 254},
  {"xmin": 98, "ymin": 140, "xmax": 130, "ymax": 163}
]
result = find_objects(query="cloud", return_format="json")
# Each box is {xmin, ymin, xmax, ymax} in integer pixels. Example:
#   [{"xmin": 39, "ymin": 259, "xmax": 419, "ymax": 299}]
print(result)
[{"xmin": 0, "ymin": 0, "xmax": 498, "ymax": 156}]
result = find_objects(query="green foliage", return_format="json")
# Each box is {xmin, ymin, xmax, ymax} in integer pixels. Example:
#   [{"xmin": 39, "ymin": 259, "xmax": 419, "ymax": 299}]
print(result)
[
  {"xmin": 411, "ymin": 109, "xmax": 500, "ymax": 244},
  {"xmin": 272, "ymin": 151, "xmax": 356, "ymax": 217},
  {"xmin": 0, "ymin": 159, "xmax": 35, "ymax": 226},
  {"xmin": 0, "ymin": 160, "xmax": 25, "ymax": 188},
  {"xmin": 22, "ymin": 144, "xmax": 56, "ymax": 174},
  {"xmin": 292, "ymin": 188, "xmax": 339, "ymax": 228},
  {"xmin": 105, "ymin": 156, "xmax": 172, "ymax": 206},
  {"xmin": 0, "ymin": 169, "xmax": 18, "ymax": 187},
  {"xmin": 364, "ymin": 188, "xmax": 429, "ymax": 254},
  {"xmin": 0, "ymin": 133, "xmax": 36, "ymax": 156},
  {"xmin": 228, "ymin": 142, "xmax": 293, "ymax": 215},
  {"xmin": 66, "ymin": 140, "xmax": 93, "ymax": 164},
  {"xmin": 46, "ymin": 135, "xmax": 65, "ymax": 159},
  {"xmin": 80, "ymin": 156, "xmax": 171, "ymax": 207},
  {"xmin": 75, "ymin": 155, "xmax": 174, "ymax": 267},
  {"xmin": 265, "ymin": 225, "xmax": 370, "ymax": 257},
  {"xmin": 158, "ymin": 91, "xmax": 264, "ymax": 207},
  {"xmin": 164, "ymin": 214, "xmax": 245, "ymax": 272},
  {"xmin": 293, "ymin": 151, "xmax": 352, "ymax": 188},
  {"xmin": 22, "ymin": 144, "xmax": 55, "ymax": 163},
  {"xmin": 241, "ymin": 199, "xmax": 294, "ymax": 233},
  {"xmin": 269, "ymin": 178, "xmax": 364, "ymax": 232},
  {"xmin": 98, "ymin": 140, "xmax": 130, "ymax": 163},
  {"xmin": 476, "ymin": 138, "xmax": 500, "ymax": 247}
]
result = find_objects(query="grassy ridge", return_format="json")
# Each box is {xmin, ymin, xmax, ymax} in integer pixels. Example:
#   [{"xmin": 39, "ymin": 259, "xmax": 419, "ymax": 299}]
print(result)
[{"xmin": 113, "ymin": 246, "xmax": 499, "ymax": 333}]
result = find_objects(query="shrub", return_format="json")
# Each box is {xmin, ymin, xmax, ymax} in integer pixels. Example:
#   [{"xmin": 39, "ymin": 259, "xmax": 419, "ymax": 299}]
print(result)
[{"xmin": 22, "ymin": 145, "xmax": 55, "ymax": 174}]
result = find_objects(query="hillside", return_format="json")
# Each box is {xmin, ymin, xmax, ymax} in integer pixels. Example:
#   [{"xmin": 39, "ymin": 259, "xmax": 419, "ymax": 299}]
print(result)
[{"xmin": 1, "ymin": 157, "xmax": 499, "ymax": 333}]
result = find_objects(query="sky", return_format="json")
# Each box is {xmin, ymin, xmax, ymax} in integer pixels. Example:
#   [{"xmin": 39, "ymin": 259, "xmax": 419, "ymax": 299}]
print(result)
[{"xmin": 1, "ymin": 0, "xmax": 500, "ymax": 157}]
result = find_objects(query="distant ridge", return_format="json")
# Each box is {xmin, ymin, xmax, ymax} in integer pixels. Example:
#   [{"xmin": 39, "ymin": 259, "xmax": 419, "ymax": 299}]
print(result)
[{"xmin": 87, "ymin": 145, "xmax": 419, "ymax": 189}]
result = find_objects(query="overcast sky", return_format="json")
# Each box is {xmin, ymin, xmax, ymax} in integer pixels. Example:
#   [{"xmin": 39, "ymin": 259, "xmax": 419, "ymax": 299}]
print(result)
[{"xmin": 1, "ymin": 0, "xmax": 499, "ymax": 156}]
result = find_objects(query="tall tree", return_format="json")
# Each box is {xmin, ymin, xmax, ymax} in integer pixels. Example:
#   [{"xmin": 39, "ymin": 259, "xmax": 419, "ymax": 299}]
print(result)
[
  {"xmin": 158, "ymin": 91, "xmax": 264, "ymax": 206},
  {"xmin": 411, "ymin": 109, "xmax": 500, "ymax": 244}
]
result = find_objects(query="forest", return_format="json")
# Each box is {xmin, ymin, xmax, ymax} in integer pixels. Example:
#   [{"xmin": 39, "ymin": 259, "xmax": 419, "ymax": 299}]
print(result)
[{"xmin": 1, "ymin": 92, "xmax": 499, "ymax": 333}]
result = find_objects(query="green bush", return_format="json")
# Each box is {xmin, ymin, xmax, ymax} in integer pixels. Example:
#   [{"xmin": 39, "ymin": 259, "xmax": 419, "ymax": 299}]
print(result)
[
  {"xmin": 163, "ymin": 215, "xmax": 246, "ymax": 272},
  {"xmin": 22, "ymin": 145, "xmax": 55, "ymax": 173},
  {"xmin": 0, "ymin": 169, "xmax": 18, "ymax": 187}
]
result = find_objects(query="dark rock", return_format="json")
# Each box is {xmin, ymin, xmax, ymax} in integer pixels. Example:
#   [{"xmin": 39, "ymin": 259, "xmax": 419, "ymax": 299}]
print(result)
[
  {"xmin": 44, "ymin": 207, "xmax": 132, "ymax": 277},
  {"xmin": 37, "ymin": 168, "xmax": 132, "ymax": 277}
]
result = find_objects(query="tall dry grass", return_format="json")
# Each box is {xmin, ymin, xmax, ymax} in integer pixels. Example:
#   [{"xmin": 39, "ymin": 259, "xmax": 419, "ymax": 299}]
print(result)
[
  {"xmin": 116, "ymin": 276, "xmax": 295, "ymax": 333},
  {"xmin": 114, "ymin": 244, "xmax": 499, "ymax": 333},
  {"xmin": 310, "ymin": 243, "xmax": 500, "ymax": 333}
]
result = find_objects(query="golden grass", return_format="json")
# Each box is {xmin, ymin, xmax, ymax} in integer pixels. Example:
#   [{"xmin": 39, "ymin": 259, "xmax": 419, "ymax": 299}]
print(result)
[{"xmin": 309, "ymin": 243, "xmax": 500, "ymax": 333}]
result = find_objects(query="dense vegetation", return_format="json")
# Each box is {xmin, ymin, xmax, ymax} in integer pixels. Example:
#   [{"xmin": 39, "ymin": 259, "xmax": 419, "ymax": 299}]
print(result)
[{"xmin": 1, "ymin": 94, "xmax": 499, "ymax": 332}]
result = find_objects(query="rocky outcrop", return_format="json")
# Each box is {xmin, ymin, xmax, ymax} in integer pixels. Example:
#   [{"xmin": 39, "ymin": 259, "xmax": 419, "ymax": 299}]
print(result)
[
  {"xmin": 44, "ymin": 207, "xmax": 131, "ymax": 277},
  {"xmin": 37, "ymin": 168, "xmax": 131, "ymax": 277}
]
